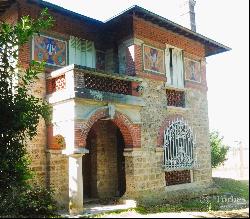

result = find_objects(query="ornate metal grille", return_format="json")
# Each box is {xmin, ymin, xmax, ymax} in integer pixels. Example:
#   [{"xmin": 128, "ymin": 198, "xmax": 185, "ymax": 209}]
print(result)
[
  {"xmin": 166, "ymin": 89, "xmax": 185, "ymax": 107},
  {"xmin": 84, "ymin": 73, "xmax": 132, "ymax": 95},
  {"xmin": 163, "ymin": 118, "xmax": 197, "ymax": 171}
]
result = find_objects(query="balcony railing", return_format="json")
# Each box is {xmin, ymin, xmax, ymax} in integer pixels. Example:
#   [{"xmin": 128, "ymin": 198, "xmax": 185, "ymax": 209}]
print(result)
[
  {"xmin": 76, "ymin": 72, "xmax": 132, "ymax": 95},
  {"xmin": 46, "ymin": 65, "xmax": 144, "ymax": 106}
]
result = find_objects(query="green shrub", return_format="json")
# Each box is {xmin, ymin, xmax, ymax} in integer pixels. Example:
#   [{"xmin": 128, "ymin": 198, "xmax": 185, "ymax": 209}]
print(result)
[
  {"xmin": 0, "ymin": 8, "xmax": 56, "ymax": 218},
  {"xmin": 0, "ymin": 185, "xmax": 58, "ymax": 218},
  {"xmin": 18, "ymin": 185, "xmax": 58, "ymax": 218},
  {"xmin": 210, "ymin": 130, "xmax": 229, "ymax": 168}
]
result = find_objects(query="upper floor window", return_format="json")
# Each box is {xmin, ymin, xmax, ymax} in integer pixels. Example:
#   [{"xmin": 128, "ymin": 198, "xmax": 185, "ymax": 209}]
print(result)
[
  {"xmin": 69, "ymin": 36, "xmax": 96, "ymax": 68},
  {"xmin": 165, "ymin": 46, "xmax": 184, "ymax": 89}
]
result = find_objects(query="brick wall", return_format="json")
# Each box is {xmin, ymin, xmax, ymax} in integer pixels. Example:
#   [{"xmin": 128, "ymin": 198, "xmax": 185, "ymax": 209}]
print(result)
[
  {"xmin": 9, "ymin": 0, "xmax": 104, "ymax": 187},
  {"xmin": 0, "ymin": 3, "xmax": 19, "ymax": 24},
  {"xmin": 133, "ymin": 16, "xmax": 205, "ymax": 57},
  {"xmin": 132, "ymin": 16, "xmax": 207, "ymax": 87}
]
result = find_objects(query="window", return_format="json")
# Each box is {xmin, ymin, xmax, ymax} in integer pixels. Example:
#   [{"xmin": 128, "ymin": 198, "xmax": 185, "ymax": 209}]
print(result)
[
  {"xmin": 165, "ymin": 46, "xmax": 184, "ymax": 88},
  {"xmin": 163, "ymin": 118, "xmax": 197, "ymax": 171},
  {"xmin": 69, "ymin": 36, "xmax": 96, "ymax": 68}
]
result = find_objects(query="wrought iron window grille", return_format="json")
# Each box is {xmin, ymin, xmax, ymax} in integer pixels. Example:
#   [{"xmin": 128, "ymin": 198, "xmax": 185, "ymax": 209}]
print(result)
[{"xmin": 163, "ymin": 118, "xmax": 198, "ymax": 171}]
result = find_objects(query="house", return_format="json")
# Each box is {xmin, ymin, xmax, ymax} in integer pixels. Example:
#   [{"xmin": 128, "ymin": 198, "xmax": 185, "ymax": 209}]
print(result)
[{"xmin": 0, "ymin": 0, "xmax": 230, "ymax": 213}]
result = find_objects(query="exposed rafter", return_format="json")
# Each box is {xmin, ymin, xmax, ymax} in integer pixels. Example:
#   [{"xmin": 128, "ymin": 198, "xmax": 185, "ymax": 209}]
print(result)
[{"xmin": 0, "ymin": 0, "xmax": 15, "ymax": 17}]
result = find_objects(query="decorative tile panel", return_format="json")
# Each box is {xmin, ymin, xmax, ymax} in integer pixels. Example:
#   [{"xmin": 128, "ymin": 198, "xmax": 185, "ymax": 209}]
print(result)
[
  {"xmin": 143, "ymin": 44, "xmax": 165, "ymax": 74},
  {"xmin": 184, "ymin": 58, "xmax": 201, "ymax": 83},
  {"xmin": 33, "ymin": 34, "xmax": 67, "ymax": 67}
]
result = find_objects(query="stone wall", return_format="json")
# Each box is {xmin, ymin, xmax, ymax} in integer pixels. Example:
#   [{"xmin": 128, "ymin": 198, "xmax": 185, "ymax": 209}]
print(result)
[
  {"xmin": 94, "ymin": 120, "xmax": 118, "ymax": 198},
  {"xmin": 83, "ymin": 120, "xmax": 124, "ymax": 199}
]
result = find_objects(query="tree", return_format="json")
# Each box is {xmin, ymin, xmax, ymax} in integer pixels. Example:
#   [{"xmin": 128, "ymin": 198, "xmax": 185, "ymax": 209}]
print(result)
[
  {"xmin": 210, "ymin": 130, "xmax": 229, "ymax": 168},
  {"xmin": 0, "ymin": 9, "xmax": 55, "ymax": 216}
]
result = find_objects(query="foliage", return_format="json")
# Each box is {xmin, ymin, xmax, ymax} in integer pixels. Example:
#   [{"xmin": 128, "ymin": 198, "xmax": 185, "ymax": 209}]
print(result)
[
  {"xmin": 0, "ymin": 8, "xmax": 56, "ymax": 217},
  {"xmin": 18, "ymin": 185, "xmax": 58, "ymax": 218},
  {"xmin": 210, "ymin": 130, "xmax": 229, "ymax": 168},
  {"xmin": 0, "ymin": 185, "xmax": 58, "ymax": 218}
]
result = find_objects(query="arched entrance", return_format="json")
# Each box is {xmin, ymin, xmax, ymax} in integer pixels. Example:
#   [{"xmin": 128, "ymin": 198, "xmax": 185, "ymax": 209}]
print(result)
[{"xmin": 82, "ymin": 119, "xmax": 126, "ymax": 199}]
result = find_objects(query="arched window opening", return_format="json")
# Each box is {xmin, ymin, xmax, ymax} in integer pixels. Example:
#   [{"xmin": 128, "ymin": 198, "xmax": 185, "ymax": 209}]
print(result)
[{"xmin": 163, "ymin": 118, "xmax": 197, "ymax": 171}]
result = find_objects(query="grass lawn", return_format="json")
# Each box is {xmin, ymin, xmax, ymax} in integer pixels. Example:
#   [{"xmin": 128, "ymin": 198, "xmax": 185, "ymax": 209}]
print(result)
[{"xmin": 89, "ymin": 177, "xmax": 249, "ymax": 218}]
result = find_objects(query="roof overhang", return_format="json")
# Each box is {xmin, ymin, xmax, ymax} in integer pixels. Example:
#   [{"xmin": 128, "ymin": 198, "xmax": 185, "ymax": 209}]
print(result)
[
  {"xmin": 105, "ymin": 5, "xmax": 231, "ymax": 57},
  {"xmin": 0, "ymin": 0, "xmax": 15, "ymax": 17},
  {"xmin": 1, "ymin": 1, "xmax": 231, "ymax": 57}
]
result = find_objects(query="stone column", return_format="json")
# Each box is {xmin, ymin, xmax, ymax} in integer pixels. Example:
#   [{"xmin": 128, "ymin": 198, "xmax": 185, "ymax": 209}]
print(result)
[
  {"xmin": 63, "ymin": 148, "xmax": 89, "ymax": 214},
  {"xmin": 123, "ymin": 148, "xmax": 142, "ymax": 197}
]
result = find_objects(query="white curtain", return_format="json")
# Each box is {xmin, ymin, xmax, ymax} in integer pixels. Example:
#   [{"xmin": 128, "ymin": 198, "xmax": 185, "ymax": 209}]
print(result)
[
  {"xmin": 165, "ymin": 48, "xmax": 171, "ymax": 85},
  {"xmin": 174, "ymin": 49, "xmax": 184, "ymax": 88}
]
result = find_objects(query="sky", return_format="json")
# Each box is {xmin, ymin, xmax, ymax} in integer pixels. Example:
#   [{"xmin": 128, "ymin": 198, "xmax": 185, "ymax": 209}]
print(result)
[{"xmin": 46, "ymin": 0, "xmax": 249, "ymax": 148}]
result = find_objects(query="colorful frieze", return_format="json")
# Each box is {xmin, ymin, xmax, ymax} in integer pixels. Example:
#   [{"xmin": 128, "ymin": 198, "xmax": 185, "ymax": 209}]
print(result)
[
  {"xmin": 143, "ymin": 45, "xmax": 165, "ymax": 74},
  {"xmin": 33, "ymin": 34, "xmax": 67, "ymax": 67}
]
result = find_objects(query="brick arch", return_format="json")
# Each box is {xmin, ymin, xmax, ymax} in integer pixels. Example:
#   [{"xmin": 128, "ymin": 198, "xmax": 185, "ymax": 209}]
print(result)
[
  {"xmin": 157, "ymin": 114, "xmax": 185, "ymax": 147},
  {"xmin": 79, "ymin": 107, "xmax": 141, "ymax": 148}
]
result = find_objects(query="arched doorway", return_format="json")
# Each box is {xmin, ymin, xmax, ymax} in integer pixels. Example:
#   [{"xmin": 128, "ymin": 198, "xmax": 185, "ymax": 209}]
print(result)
[{"xmin": 82, "ymin": 119, "xmax": 126, "ymax": 200}]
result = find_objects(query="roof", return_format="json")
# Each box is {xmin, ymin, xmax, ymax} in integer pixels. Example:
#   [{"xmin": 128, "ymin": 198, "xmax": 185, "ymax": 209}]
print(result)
[
  {"xmin": 0, "ymin": 1, "xmax": 230, "ymax": 57},
  {"xmin": 27, "ymin": 0, "xmax": 103, "ymax": 25},
  {"xmin": 105, "ymin": 5, "xmax": 231, "ymax": 57}
]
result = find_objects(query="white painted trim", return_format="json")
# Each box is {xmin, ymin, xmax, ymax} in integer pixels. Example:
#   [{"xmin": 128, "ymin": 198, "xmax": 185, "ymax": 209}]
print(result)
[
  {"xmin": 167, "ymin": 106, "xmax": 189, "ymax": 111},
  {"xmin": 165, "ymin": 43, "xmax": 183, "ymax": 51},
  {"xmin": 164, "ymin": 85, "xmax": 186, "ymax": 91}
]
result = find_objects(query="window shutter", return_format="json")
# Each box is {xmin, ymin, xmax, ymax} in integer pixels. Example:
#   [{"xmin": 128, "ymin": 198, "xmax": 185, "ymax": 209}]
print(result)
[
  {"xmin": 75, "ymin": 38, "xmax": 82, "ymax": 66},
  {"xmin": 69, "ymin": 36, "xmax": 76, "ymax": 65},
  {"xmin": 86, "ymin": 41, "xmax": 95, "ymax": 68},
  {"xmin": 172, "ymin": 49, "xmax": 178, "ymax": 87},
  {"xmin": 165, "ymin": 48, "xmax": 171, "ymax": 85},
  {"xmin": 176, "ymin": 50, "xmax": 184, "ymax": 88}
]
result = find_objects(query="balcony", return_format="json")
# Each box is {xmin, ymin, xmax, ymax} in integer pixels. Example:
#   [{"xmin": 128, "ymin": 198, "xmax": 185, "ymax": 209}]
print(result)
[{"xmin": 46, "ymin": 64, "xmax": 145, "ymax": 106}]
